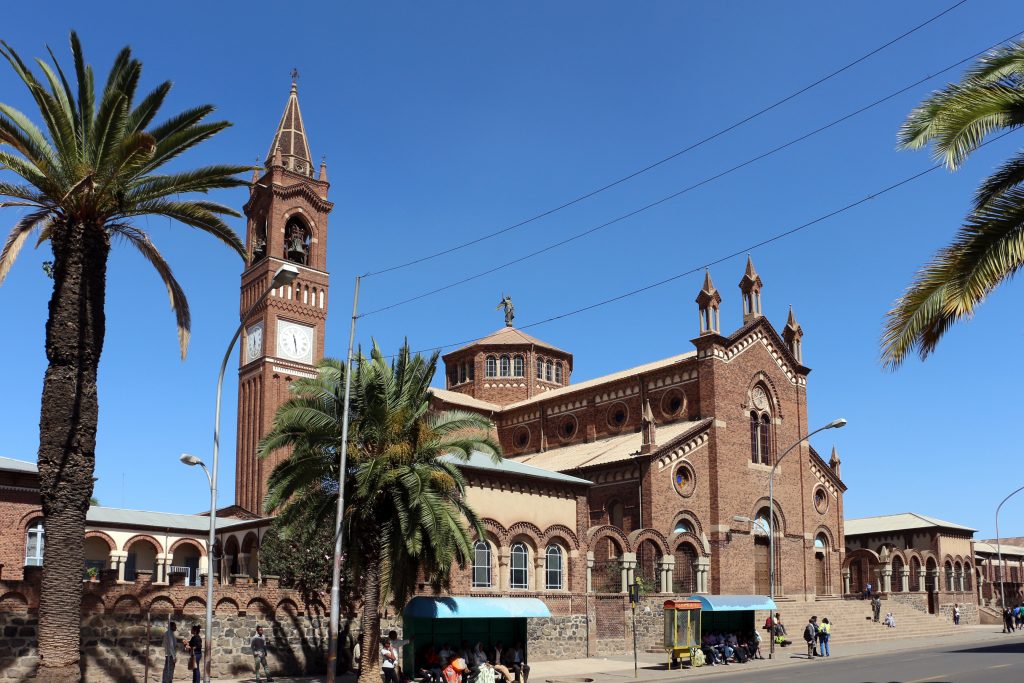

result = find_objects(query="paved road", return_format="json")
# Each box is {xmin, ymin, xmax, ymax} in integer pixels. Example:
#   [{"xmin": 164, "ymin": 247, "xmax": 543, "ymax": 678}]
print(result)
[{"xmin": 618, "ymin": 634, "xmax": 1024, "ymax": 683}]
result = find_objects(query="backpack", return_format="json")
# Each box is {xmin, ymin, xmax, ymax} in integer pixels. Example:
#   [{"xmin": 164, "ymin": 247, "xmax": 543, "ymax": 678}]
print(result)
[
  {"xmin": 763, "ymin": 617, "xmax": 773, "ymax": 630},
  {"xmin": 803, "ymin": 624, "xmax": 816, "ymax": 642},
  {"xmin": 692, "ymin": 648, "xmax": 705, "ymax": 667}
]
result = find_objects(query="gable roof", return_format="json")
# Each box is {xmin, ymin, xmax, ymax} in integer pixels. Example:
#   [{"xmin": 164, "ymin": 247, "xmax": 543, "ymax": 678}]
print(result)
[
  {"xmin": 430, "ymin": 388, "xmax": 502, "ymax": 412},
  {"xmin": 974, "ymin": 541, "xmax": 1024, "ymax": 557},
  {"xmin": 0, "ymin": 456, "xmax": 37, "ymax": 474},
  {"xmin": 442, "ymin": 451, "xmax": 591, "ymax": 486},
  {"xmin": 844, "ymin": 513, "xmax": 976, "ymax": 536},
  {"xmin": 510, "ymin": 419, "xmax": 707, "ymax": 472}
]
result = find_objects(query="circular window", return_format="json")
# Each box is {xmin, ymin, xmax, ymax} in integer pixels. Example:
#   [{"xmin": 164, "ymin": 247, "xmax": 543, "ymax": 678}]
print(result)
[
  {"xmin": 607, "ymin": 403, "xmax": 628, "ymax": 430},
  {"xmin": 559, "ymin": 415, "xmax": 578, "ymax": 440},
  {"xmin": 813, "ymin": 487, "xmax": 829, "ymax": 514},
  {"xmin": 513, "ymin": 426, "xmax": 530, "ymax": 450},
  {"xmin": 661, "ymin": 390, "xmax": 685, "ymax": 418},
  {"xmin": 673, "ymin": 463, "xmax": 696, "ymax": 497}
]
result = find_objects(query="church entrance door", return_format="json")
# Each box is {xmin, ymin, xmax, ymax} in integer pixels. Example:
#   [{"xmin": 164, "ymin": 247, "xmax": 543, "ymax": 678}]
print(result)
[
  {"xmin": 754, "ymin": 538, "xmax": 770, "ymax": 595},
  {"xmin": 815, "ymin": 552, "xmax": 827, "ymax": 595}
]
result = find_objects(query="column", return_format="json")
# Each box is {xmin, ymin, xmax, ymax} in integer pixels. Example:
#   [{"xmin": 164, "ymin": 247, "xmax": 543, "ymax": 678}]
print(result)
[
  {"xmin": 917, "ymin": 568, "xmax": 927, "ymax": 593},
  {"xmin": 620, "ymin": 552, "xmax": 637, "ymax": 594},
  {"xmin": 900, "ymin": 568, "xmax": 910, "ymax": 593},
  {"xmin": 957, "ymin": 571, "xmax": 965, "ymax": 593},
  {"xmin": 842, "ymin": 569, "xmax": 851, "ymax": 595},
  {"xmin": 978, "ymin": 573, "xmax": 985, "ymax": 605},
  {"xmin": 534, "ymin": 556, "xmax": 545, "ymax": 592},
  {"xmin": 659, "ymin": 556, "xmax": 675, "ymax": 594},
  {"xmin": 586, "ymin": 551, "xmax": 594, "ymax": 593},
  {"xmin": 237, "ymin": 552, "xmax": 250, "ymax": 577},
  {"xmin": 110, "ymin": 551, "xmax": 127, "ymax": 582},
  {"xmin": 881, "ymin": 564, "xmax": 892, "ymax": 594},
  {"xmin": 199, "ymin": 555, "xmax": 209, "ymax": 587},
  {"xmin": 498, "ymin": 547, "xmax": 510, "ymax": 592},
  {"xmin": 155, "ymin": 554, "xmax": 170, "ymax": 583},
  {"xmin": 696, "ymin": 557, "xmax": 711, "ymax": 594}
]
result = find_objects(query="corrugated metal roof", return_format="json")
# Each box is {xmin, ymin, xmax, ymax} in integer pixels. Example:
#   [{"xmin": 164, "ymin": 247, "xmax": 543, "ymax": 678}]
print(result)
[
  {"xmin": 86, "ymin": 506, "xmax": 261, "ymax": 532},
  {"xmin": 973, "ymin": 542, "xmax": 1024, "ymax": 557},
  {"xmin": 845, "ymin": 513, "xmax": 976, "ymax": 536},
  {"xmin": 442, "ymin": 451, "xmax": 591, "ymax": 486},
  {"xmin": 688, "ymin": 595, "xmax": 777, "ymax": 612},
  {"xmin": 0, "ymin": 456, "xmax": 38, "ymax": 474},
  {"xmin": 430, "ymin": 388, "xmax": 502, "ymax": 412},
  {"xmin": 510, "ymin": 419, "xmax": 704, "ymax": 472},
  {"xmin": 404, "ymin": 596, "xmax": 551, "ymax": 619}
]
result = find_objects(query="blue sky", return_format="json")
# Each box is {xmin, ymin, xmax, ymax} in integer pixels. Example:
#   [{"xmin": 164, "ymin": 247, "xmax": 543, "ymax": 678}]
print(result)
[{"xmin": 1, "ymin": 1, "xmax": 1021, "ymax": 538}]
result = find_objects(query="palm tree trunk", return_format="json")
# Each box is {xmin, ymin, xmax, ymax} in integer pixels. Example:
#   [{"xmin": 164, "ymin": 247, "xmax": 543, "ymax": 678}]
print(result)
[
  {"xmin": 357, "ymin": 547, "xmax": 383, "ymax": 683},
  {"xmin": 35, "ymin": 222, "xmax": 109, "ymax": 683}
]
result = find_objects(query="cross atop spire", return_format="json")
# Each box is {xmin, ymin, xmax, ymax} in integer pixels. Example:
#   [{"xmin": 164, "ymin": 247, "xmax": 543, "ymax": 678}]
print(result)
[{"xmin": 266, "ymin": 76, "xmax": 314, "ymax": 177}]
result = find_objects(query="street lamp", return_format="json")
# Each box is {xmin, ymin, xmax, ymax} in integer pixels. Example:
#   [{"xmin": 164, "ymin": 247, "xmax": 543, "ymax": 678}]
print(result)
[
  {"xmin": 763, "ymin": 418, "xmax": 846, "ymax": 659},
  {"xmin": 995, "ymin": 484, "xmax": 1024, "ymax": 621},
  {"xmin": 184, "ymin": 263, "xmax": 299, "ymax": 683}
]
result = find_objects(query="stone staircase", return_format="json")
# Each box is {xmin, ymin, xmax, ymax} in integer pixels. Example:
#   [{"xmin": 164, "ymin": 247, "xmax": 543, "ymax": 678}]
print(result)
[{"xmin": 767, "ymin": 596, "xmax": 956, "ymax": 646}]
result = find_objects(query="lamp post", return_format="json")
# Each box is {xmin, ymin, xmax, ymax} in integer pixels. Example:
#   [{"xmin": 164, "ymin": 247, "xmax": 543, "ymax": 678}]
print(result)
[
  {"xmin": 182, "ymin": 263, "xmax": 299, "ymax": 683},
  {"xmin": 763, "ymin": 418, "xmax": 846, "ymax": 659},
  {"xmin": 995, "ymin": 484, "xmax": 1024, "ymax": 621}
]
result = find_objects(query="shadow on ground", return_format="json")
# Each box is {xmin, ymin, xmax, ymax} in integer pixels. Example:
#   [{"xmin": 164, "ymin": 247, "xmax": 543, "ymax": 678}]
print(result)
[{"xmin": 946, "ymin": 639, "xmax": 1024, "ymax": 654}]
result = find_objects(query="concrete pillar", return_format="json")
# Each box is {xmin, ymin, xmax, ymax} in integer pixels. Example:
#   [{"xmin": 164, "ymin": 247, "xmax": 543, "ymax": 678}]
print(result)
[
  {"xmin": 696, "ymin": 557, "xmax": 711, "ymax": 594},
  {"xmin": 498, "ymin": 547, "xmax": 510, "ymax": 591},
  {"xmin": 900, "ymin": 568, "xmax": 910, "ymax": 593},
  {"xmin": 659, "ymin": 556, "xmax": 675, "ymax": 594},
  {"xmin": 534, "ymin": 556, "xmax": 545, "ymax": 592},
  {"xmin": 155, "ymin": 554, "xmax": 171, "ymax": 583},
  {"xmin": 621, "ymin": 552, "xmax": 637, "ymax": 594},
  {"xmin": 957, "ymin": 572, "xmax": 965, "ymax": 593},
  {"xmin": 842, "ymin": 569, "xmax": 851, "ymax": 595},
  {"xmin": 110, "ymin": 551, "xmax": 127, "ymax": 582},
  {"xmin": 881, "ymin": 565, "xmax": 892, "ymax": 594},
  {"xmin": 917, "ymin": 568, "xmax": 927, "ymax": 592},
  {"xmin": 586, "ymin": 551, "xmax": 594, "ymax": 593}
]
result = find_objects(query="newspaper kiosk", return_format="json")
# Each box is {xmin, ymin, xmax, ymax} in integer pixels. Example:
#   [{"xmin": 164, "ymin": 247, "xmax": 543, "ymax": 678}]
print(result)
[{"xmin": 662, "ymin": 599, "xmax": 702, "ymax": 669}]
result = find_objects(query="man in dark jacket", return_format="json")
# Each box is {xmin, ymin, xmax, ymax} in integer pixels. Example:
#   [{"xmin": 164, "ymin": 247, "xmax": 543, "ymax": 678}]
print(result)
[{"xmin": 803, "ymin": 617, "xmax": 818, "ymax": 659}]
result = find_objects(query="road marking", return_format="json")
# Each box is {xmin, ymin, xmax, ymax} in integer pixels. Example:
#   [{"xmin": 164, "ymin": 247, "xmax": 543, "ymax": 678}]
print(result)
[{"xmin": 988, "ymin": 663, "xmax": 1012, "ymax": 669}]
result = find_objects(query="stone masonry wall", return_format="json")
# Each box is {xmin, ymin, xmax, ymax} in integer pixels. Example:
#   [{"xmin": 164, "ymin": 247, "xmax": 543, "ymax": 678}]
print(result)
[
  {"xmin": 526, "ymin": 615, "xmax": 589, "ymax": 660},
  {"xmin": 0, "ymin": 569, "xmax": 327, "ymax": 681}
]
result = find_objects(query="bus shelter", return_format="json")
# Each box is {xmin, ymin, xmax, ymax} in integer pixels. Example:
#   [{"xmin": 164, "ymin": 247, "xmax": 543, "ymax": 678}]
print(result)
[
  {"xmin": 401, "ymin": 597, "xmax": 551, "ymax": 674},
  {"xmin": 687, "ymin": 595, "xmax": 777, "ymax": 638}
]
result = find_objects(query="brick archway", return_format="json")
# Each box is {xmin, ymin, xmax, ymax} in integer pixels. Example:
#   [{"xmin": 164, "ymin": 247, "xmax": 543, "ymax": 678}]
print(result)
[
  {"xmin": 84, "ymin": 530, "xmax": 116, "ymax": 552},
  {"xmin": 169, "ymin": 538, "xmax": 207, "ymax": 558},
  {"xmin": 122, "ymin": 534, "xmax": 164, "ymax": 555}
]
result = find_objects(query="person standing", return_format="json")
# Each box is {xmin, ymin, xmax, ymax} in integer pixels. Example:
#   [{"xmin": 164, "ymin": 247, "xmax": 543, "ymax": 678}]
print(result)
[
  {"xmin": 818, "ymin": 618, "xmax": 831, "ymax": 657},
  {"xmin": 251, "ymin": 625, "xmax": 273, "ymax": 682},
  {"xmin": 803, "ymin": 617, "xmax": 818, "ymax": 659},
  {"xmin": 185, "ymin": 624, "xmax": 203, "ymax": 683},
  {"xmin": 953, "ymin": 604, "xmax": 961, "ymax": 626},
  {"xmin": 162, "ymin": 621, "xmax": 179, "ymax": 683},
  {"xmin": 381, "ymin": 636, "xmax": 400, "ymax": 683},
  {"xmin": 871, "ymin": 595, "xmax": 882, "ymax": 623}
]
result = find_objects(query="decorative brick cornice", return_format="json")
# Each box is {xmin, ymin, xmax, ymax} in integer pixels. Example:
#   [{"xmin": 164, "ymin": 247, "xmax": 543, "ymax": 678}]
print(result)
[{"xmin": 653, "ymin": 418, "xmax": 713, "ymax": 471}]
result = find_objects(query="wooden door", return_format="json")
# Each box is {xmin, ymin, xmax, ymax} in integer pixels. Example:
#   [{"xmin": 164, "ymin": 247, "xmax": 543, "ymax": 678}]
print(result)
[
  {"xmin": 815, "ymin": 552, "xmax": 827, "ymax": 595},
  {"xmin": 754, "ymin": 538, "xmax": 770, "ymax": 595},
  {"xmin": 850, "ymin": 562, "xmax": 863, "ymax": 595}
]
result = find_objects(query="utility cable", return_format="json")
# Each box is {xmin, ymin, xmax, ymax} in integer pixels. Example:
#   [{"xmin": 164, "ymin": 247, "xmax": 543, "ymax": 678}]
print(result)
[
  {"xmin": 363, "ymin": 0, "xmax": 970, "ymax": 277},
  {"xmin": 372, "ymin": 129, "xmax": 1014, "ymax": 360},
  {"xmin": 359, "ymin": 28, "xmax": 1023, "ymax": 319}
]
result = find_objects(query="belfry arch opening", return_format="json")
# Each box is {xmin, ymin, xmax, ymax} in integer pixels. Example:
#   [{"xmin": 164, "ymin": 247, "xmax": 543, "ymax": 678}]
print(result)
[{"xmin": 284, "ymin": 216, "xmax": 311, "ymax": 265}]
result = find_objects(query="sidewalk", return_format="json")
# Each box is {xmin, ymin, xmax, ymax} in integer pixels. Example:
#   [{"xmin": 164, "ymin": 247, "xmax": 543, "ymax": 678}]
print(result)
[{"xmin": 218, "ymin": 625, "xmax": 1019, "ymax": 683}]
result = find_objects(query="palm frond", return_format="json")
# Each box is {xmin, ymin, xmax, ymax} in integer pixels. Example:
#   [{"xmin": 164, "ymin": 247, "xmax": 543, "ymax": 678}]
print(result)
[{"xmin": 0, "ymin": 210, "xmax": 49, "ymax": 284}]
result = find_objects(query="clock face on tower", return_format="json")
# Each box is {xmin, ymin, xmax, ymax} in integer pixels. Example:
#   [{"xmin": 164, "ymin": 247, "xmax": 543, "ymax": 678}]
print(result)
[
  {"xmin": 245, "ymin": 322, "xmax": 264, "ymax": 363},
  {"xmin": 277, "ymin": 321, "xmax": 314, "ymax": 363}
]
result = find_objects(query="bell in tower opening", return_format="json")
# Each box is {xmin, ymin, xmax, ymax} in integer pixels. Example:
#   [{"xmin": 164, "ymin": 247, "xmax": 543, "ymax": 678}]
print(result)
[
  {"xmin": 284, "ymin": 216, "xmax": 310, "ymax": 265},
  {"xmin": 251, "ymin": 217, "xmax": 267, "ymax": 263}
]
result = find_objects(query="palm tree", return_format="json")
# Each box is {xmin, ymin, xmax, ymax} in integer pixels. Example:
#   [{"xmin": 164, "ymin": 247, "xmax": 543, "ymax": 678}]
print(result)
[
  {"xmin": 882, "ymin": 40, "xmax": 1024, "ymax": 368},
  {"xmin": 0, "ymin": 34, "xmax": 248, "ymax": 679},
  {"xmin": 258, "ymin": 343, "xmax": 499, "ymax": 683}
]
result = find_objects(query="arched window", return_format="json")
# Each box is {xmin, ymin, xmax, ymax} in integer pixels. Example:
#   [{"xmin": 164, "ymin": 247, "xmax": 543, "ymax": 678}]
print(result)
[
  {"xmin": 472, "ymin": 541, "xmax": 492, "ymax": 588},
  {"xmin": 555, "ymin": 362, "xmax": 563, "ymax": 384},
  {"xmin": 759, "ymin": 415, "xmax": 772, "ymax": 463},
  {"xmin": 944, "ymin": 561, "xmax": 954, "ymax": 592},
  {"xmin": 814, "ymin": 534, "xmax": 827, "ymax": 549},
  {"xmin": 536, "ymin": 358, "xmax": 544, "ymax": 379},
  {"xmin": 673, "ymin": 519, "xmax": 692, "ymax": 535},
  {"xmin": 964, "ymin": 563, "xmax": 973, "ymax": 591},
  {"xmin": 468, "ymin": 362, "xmax": 475, "ymax": 381},
  {"xmin": 513, "ymin": 356, "xmax": 524, "ymax": 377},
  {"xmin": 500, "ymin": 355, "xmax": 511, "ymax": 377},
  {"xmin": 749, "ymin": 411, "xmax": 759, "ymax": 464},
  {"xmin": 750, "ymin": 412, "xmax": 772, "ymax": 464},
  {"xmin": 608, "ymin": 501, "xmax": 625, "ymax": 529},
  {"xmin": 545, "ymin": 545, "xmax": 563, "ymax": 590},
  {"xmin": 545, "ymin": 361, "xmax": 553, "ymax": 382},
  {"xmin": 24, "ymin": 518, "xmax": 44, "ymax": 567},
  {"xmin": 510, "ymin": 543, "xmax": 529, "ymax": 589},
  {"xmin": 458, "ymin": 363, "xmax": 467, "ymax": 384},
  {"xmin": 485, "ymin": 356, "xmax": 497, "ymax": 378},
  {"xmin": 283, "ymin": 216, "xmax": 311, "ymax": 265}
]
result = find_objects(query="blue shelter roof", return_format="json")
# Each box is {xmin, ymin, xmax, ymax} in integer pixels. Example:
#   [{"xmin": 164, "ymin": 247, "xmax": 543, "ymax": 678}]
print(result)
[
  {"xmin": 687, "ymin": 595, "xmax": 777, "ymax": 612},
  {"xmin": 404, "ymin": 597, "xmax": 552, "ymax": 619}
]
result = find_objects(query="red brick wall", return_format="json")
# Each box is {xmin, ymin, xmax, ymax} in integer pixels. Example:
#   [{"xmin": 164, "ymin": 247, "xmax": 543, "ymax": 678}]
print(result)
[{"xmin": 0, "ymin": 471, "xmax": 41, "ymax": 581}]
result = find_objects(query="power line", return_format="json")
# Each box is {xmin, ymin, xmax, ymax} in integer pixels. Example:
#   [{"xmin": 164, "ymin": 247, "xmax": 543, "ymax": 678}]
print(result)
[
  {"xmin": 358, "ymin": 28, "xmax": 1023, "ymax": 319},
  {"xmin": 363, "ymin": 0, "xmax": 970, "ymax": 278},
  {"xmin": 373, "ymin": 129, "xmax": 1014, "ymax": 361}
]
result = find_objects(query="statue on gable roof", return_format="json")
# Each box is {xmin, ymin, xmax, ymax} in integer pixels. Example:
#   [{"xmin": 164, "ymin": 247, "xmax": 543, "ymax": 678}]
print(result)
[{"xmin": 496, "ymin": 293, "xmax": 515, "ymax": 327}]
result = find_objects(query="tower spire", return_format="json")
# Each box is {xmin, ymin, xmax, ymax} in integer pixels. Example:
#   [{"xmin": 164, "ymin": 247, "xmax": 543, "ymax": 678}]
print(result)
[
  {"xmin": 738, "ymin": 255, "xmax": 764, "ymax": 323},
  {"xmin": 783, "ymin": 304, "xmax": 804, "ymax": 363},
  {"xmin": 266, "ymin": 75, "xmax": 314, "ymax": 176},
  {"xmin": 696, "ymin": 269, "xmax": 722, "ymax": 335}
]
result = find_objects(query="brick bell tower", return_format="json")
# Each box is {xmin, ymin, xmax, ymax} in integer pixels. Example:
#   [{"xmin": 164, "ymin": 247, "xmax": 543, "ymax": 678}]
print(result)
[{"xmin": 234, "ymin": 77, "xmax": 333, "ymax": 514}]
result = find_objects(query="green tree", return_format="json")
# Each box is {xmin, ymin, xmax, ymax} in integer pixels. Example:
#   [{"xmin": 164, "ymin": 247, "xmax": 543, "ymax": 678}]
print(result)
[
  {"xmin": 258, "ymin": 343, "xmax": 499, "ymax": 683},
  {"xmin": 259, "ymin": 519, "xmax": 334, "ymax": 599},
  {"xmin": 882, "ymin": 40, "xmax": 1024, "ymax": 368},
  {"xmin": 0, "ymin": 34, "xmax": 247, "ymax": 680}
]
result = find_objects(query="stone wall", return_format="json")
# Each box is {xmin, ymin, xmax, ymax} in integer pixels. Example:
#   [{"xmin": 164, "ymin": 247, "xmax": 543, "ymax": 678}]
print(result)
[
  {"xmin": 0, "ymin": 569, "xmax": 328, "ymax": 681},
  {"xmin": 938, "ymin": 600, "xmax": 978, "ymax": 626},
  {"xmin": 526, "ymin": 615, "xmax": 589, "ymax": 660}
]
